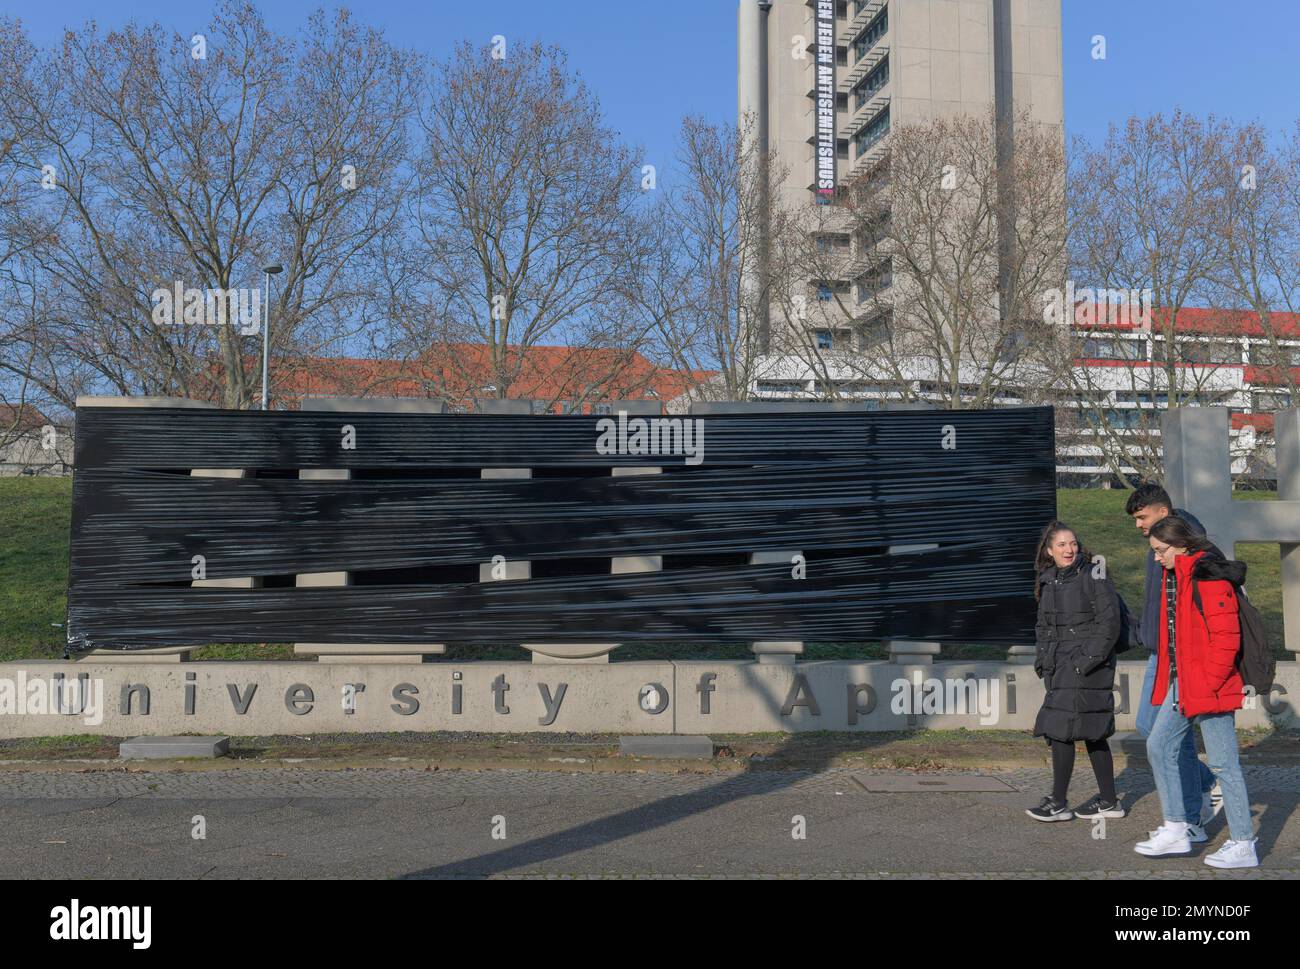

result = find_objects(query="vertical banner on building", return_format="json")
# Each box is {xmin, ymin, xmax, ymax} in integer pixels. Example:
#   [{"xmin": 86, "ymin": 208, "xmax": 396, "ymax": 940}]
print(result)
[{"xmin": 814, "ymin": 0, "xmax": 837, "ymax": 203}]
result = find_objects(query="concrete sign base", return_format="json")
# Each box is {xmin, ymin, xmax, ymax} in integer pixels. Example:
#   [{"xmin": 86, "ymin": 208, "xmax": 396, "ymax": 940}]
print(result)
[{"xmin": 2, "ymin": 659, "xmax": 1295, "ymax": 738}]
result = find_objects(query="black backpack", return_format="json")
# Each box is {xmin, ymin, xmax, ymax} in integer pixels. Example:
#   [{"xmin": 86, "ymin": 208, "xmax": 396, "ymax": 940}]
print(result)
[
  {"xmin": 1113, "ymin": 593, "xmax": 1137, "ymax": 652},
  {"xmin": 1191, "ymin": 581, "xmax": 1276, "ymax": 694}
]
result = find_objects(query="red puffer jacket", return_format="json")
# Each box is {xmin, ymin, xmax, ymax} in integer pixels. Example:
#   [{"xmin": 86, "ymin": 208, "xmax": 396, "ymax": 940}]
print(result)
[{"xmin": 1150, "ymin": 549, "xmax": 1246, "ymax": 718}]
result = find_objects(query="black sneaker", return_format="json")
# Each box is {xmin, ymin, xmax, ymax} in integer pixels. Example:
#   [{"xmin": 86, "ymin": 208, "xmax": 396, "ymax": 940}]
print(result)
[
  {"xmin": 1073, "ymin": 795, "xmax": 1125, "ymax": 819},
  {"xmin": 1025, "ymin": 796, "xmax": 1074, "ymax": 821}
]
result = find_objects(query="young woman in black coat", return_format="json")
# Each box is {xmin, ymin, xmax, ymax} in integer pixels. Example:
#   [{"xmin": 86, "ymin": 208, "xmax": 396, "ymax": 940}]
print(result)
[{"xmin": 1026, "ymin": 520, "xmax": 1125, "ymax": 822}]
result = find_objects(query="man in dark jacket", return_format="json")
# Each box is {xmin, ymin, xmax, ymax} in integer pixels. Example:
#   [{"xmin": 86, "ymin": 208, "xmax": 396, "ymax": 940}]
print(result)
[{"xmin": 1127, "ymin": 482, "xmax": 1217, "ymax": 835}]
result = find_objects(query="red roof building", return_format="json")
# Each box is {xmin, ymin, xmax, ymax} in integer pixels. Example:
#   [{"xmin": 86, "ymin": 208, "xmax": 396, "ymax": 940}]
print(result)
[{"xmin": 254, "ymin": 344, "xmax": 712, "ymax": 413}]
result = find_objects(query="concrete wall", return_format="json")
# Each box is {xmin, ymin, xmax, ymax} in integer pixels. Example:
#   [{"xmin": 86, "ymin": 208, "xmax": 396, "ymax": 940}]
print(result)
[
  {"xmin": 751, "ymin": 0, "xmax": 1063, "ymax": 205},
  {"xmin": 892, "ymin": 0, "xmax": 996, "ymax": 124},
  {"xmin": 3, "ymin": 659, "xmax": 1295, "ymax": 737},
  {"xmin": 991, "ymin": 0, "xmax": 1065, "ymax": 128}
]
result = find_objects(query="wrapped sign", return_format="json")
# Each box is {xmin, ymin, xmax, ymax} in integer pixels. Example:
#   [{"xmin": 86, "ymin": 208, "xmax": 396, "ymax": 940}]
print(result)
[{"xmin": 67, "ymin": 406, "xmax": 1056, "ymax": 650}]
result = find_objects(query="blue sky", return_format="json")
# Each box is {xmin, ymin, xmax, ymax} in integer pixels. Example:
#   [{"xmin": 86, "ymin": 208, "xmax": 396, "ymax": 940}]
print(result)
[{"xmin": 11, "ymin": 0, "xmax": 1300, "ymax": 180}]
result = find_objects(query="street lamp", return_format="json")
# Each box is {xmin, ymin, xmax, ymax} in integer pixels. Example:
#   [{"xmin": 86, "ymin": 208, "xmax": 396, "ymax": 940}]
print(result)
[{"xmin": 260, "ymin": 264, "xmax": 283, "ymax": 410}]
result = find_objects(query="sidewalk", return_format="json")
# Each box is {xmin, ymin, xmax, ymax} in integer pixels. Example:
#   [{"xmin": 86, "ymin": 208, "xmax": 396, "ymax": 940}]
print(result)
[
  {"xmin": 2, "ymin": 728, "xmax": 1297, "ymax": 878},
  {"xmin": 1, "ymin": 763, "xmax": 1297, "ymax": 878}
]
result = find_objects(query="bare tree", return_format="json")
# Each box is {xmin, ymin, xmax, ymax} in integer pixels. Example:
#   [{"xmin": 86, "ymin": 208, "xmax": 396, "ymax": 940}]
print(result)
[
  {"xmin": 1213, "ymin": 121, "xmax": 1300, "ymax": 414},
  {"xmin": 387, "ymin": 41, "xmax": 651, "ymax": 408},
  {"xmin": 0, "ymin": 19, "xmax": 71, "ymax": 464},
  {"xmin": 787, "ymin": 110, "xmax": 1073, "ymax": 409},
  {"xmin": 0, "ymin": 4, "xmax": 419, "ymax": 410},
  {"xmin": 1066, "ymin": 112, "xmax": 1252, "ymax": 483},
  {"xmin": 630, "ymin": 112, "xmax": 782, "ymax": 405}
]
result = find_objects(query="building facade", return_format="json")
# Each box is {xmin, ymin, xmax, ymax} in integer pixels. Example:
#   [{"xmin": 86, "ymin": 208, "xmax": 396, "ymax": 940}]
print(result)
[
  {"xmin": 739, "ymin": 305, "xmax": 1300, "ymax": 484},
  {"xmin": 740, "ymin": 0, "xmax": 1063, "ymax": 209},
  {"xmin": 738, "ymin": 0, "xmax": 1064, "ymax": 354},
  {"xmin": 0, "ymin": 405, "xmax": 72, "ymax": 476}
]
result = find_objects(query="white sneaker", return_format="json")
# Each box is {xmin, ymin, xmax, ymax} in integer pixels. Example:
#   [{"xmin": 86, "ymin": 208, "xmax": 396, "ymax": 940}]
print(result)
[
  {"xmin": 1200, "ymin": 783, "xmax": 1224, "ymax": 825},
  {"xmin": 1204, "ymin": 838, "xmax": 1259, "ymax": 869},
  {"xmin": 1145, "ymin": 824, "xmax": 1205, "ymax": 842},
  {"xmin": 1135, "ymin": 823, "xmax": 1193, "ymax": 857},
  {"xmin": 1185, "ymin": 823, "xmax": 1208, "ymax": 843}
]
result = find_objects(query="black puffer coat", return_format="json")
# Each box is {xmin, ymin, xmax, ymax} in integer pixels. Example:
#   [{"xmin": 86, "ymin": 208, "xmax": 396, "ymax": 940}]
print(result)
[{"xmin": 1033, "ymin": 560, "xmax": 1121, "ymax": 743}]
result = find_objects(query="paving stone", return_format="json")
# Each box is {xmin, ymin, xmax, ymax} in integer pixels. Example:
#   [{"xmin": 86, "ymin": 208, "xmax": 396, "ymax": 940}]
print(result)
[{"xmin": 2, "ymin": 765, "xmax": 1296, "ymax": 879}]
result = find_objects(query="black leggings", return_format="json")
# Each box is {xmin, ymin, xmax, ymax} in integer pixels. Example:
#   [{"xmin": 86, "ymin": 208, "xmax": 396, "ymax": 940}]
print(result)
[{"xmin": 1050, "ymin": 738, "xmax": 1116, "ymax": 804}]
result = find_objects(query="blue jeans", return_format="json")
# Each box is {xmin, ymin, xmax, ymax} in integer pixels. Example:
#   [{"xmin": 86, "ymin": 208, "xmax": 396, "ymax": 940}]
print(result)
[
  {"xmin": 1136, "ymin": 653, "xmax": 1214, "ymax": 821},
  {"xmin": 1146, "ymin": 681, "xmax": 1255, "ymax": 841}
]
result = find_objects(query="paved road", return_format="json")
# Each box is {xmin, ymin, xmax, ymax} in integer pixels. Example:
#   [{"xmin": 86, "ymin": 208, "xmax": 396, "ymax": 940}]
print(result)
[{"xmin": 2, "ymin": 765, "xmax": 1298, "ymax": 878}]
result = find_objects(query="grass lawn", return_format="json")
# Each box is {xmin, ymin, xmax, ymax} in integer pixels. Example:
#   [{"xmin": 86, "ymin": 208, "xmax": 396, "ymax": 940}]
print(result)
[
  {"xmin": 1, "ymin": 478, "xmax": 72, "ymax": 662},
  {"xmin": 0, "ymin": 478, "xmax": 1287, "ymax": 662}
]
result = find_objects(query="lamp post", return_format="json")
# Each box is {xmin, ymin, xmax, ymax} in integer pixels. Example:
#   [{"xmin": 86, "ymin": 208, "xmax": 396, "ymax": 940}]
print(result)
[{"xmin": 260, "ymin": 264, "xmax": 283, "ymax": 410}]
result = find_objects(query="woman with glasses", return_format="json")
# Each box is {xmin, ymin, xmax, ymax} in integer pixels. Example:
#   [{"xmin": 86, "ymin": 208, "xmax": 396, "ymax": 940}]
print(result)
[{"xmin": 1135, "ymin": 515, "xmax": 1258, "ymax": 868}]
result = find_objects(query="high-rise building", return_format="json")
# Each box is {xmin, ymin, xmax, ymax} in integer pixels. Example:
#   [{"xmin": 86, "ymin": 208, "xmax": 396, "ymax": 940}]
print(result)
[
  {"xmin": 739, "ymin": 0, "xmax": 1063, "ymax": 213},
  {"xmin": 737, "ymin": 0, "xmax": 1064, "ymax": 352},
  {"xmin": 733, "ymin": 3, "xmax": 1294, "ymax": 487}
]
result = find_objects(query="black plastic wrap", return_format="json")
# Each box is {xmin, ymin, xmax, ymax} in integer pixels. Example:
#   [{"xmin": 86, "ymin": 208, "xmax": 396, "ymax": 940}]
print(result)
[{"xmin": 67, "ymin": 406, "xmax": 1057, "ymax": 651}]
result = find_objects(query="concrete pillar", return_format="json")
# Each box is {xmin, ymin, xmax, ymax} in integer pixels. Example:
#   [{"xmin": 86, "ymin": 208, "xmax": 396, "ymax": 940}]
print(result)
[
  {"xmin": 526, "ymin": 644, "xmax": 616, "ymax": 665},
  {"xmin": 1276, "ymin": 407, "xmax": 1300, "ymax": 660},
  {"xmin": 190, "ymin": 468, "xmax": 261, "ymax": 593},
  {"xmin": 293, "ymin": 397, "xmax": 448, "ymax": 663},
  {"xmin": 608, "ymin": 401, "xmax": 665, "ymax": 579},
  {"xmin": 1005, "ymin": 642, "xmax": 1038, "ymax": 664},
  {"xmin": 476, "ymin": 398, "xmax": 532, "ymax": 416},
  {"xmin": 1164, "ymin": 406, "xmax": 1300, "ymax": 659},
  {"xmin": 738, "ymin": 0, "xmax": 772, "ymax": 351},
  {"xmin": 882, "ymin": 544, "xmax": 943, "ymax": 664},
  {"xmin": 610, "ymin": 464, "xmax": 666, "ymax": 578},
  {"xmin": 1163, "ymin": 407, "xmax": 1235, "ymax": 550},
  {"xmin": 749, "ymin": 550, "xmax": 804, "ymax": 664},
  {"xmin": 737, "ymin": 0, "xmax": 764, "ymax": 133},
  {"xmin": 477, "ymin": 404, "xmax": 533, "ymax": 578},
  {"xmin": 479, "ymin": 467, "xmax": 534, "ymax": 577},
  {"xmin": 474, "ymin": 398, "xmax": 617, "ymax": 663},
  {"xmin": 886, "ymin": 641, "xmax": 943, "ymax": 664},
  {"xmin": 523, "ymin": 401, "xmax": 664, "ymax": 664},
  {"xmin": 479, "ymin": 464, "xmax": 551, "ymax": 660}
]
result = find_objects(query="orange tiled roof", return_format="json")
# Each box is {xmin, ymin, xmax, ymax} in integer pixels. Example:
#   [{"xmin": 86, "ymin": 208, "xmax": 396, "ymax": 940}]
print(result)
[
  {"xmin": 194, "ymin": 344, "xmax": 713, "ymax": 410},
  {"xmin": 0, "ymin": 403, "xmax": 54, "ymax": 432},
  {"xmin": 1232, "ymin": 412, "xmax": 1274, "ymax": 433}
]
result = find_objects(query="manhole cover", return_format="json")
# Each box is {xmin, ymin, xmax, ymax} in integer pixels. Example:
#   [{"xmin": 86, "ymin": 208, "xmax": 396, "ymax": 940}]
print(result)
[{"xmin": 854, "ymin": 774, "xmax": 1017, "ymax": 793}]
